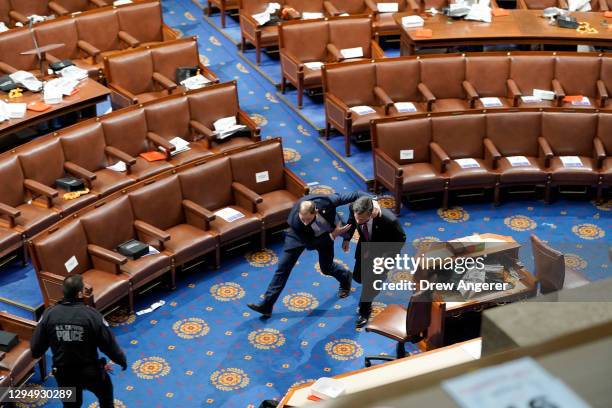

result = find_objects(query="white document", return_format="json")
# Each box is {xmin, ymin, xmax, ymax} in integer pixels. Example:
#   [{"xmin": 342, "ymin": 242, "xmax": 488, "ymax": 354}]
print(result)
[
  {"xmin": 350, "ymin": 105, "xmax": 376, "ymax": 115},
  {"xmin": 456, "ymin": 158, "xmax": 480, "ymax": 168},
  {"xmin": 114, "ymin": 0, "xmax": 133, "ymax": 4},
  {"xmin": 266, "ymin": 2, "xmax": 281, "ymax": 12},
  {"xmin": 302, "ymin": 12, "xmax": 324, "ymax": 19},
  {"xmin": 465, "ymin": 3, "xmax": 492, "ymax": 22},
  {"xmin": 213, "ymin": 116, "xmax": 246, "ymax": 140},
  {"xmin": 340, "ymin": 47, "xmax": 363, "ymax": 59},
  {"xmin": 571, "ymin": 96, "xmax": 591, "ymax": 106},
  {"xmin": 0, "ymin": 102, "xmax": 9, "ymax": 122},
  {"xmin": 507, "ymin": 156, "xmax": 530, "ymax": 167},
  {"xmin": 44, "ymin": 88, "xmax": 63, "ymax": 105},
  {"xmin": 401, "ymin": 15, "xmax": 424, "ymax": 27},
  {"xmin": 6, "ymin": 103, "xmax": 26, "ymax": 119},
  {"xmin": 214, "ymin": 207, "xmax": 245, "ymax": 222},
  {"xmin": 180, "ymin": 74, "xmax": 211, "ymax": 90},
  {"xmin": 106, "ymin": 161, "xmax": 127, "ymax": 172},
  {"xmin": 339, "ymin": 12, "xmax": 350, "ymax": 16},
  {"xmin": 142, "ymin": 245, "xmax": 160, "ymax": 258},
  {"xmin": 442, "ymin": 357, "xmax": 592, "ymax": 408},
  {"xmin": 163, "ymin": 137, "xmax": 191, "ymax": 156},
  {"xmin": 521, "ymin": 95, "xmax": 542, "ymax": 104},
  {"xmin": 400, "ymin": 149, "xmax": 414, "ymax": 160},
  {"xmin": 310, "ymin": 377, "xmax": 346, "ymax": 400},
  {"xmin": 252, "ymin": 11, "xmax": 271, "ymax": 25},
  {"xmin": 560, "ymin": 156, "xmax": 582, "ymax": 168},
  {"xmin": 65, "ymin": 256, "xmax": 78, "ymax": 273},
  {"xmin": 0, "ymin": 22, "xmax": 9, "ymax": 33},
  {"xmin": 479, "ymin": 97, "xmax": 503, "ymax": 107},
  {"xmin": 568, "ymin": 0, "xmax": 591, "ymax": 11},
  {"xmin": 256, "ymin": 171, "xmax": 270, "ymax": 183},
  {"xmin": 45, "ymin": 77, "xmax": 79, "ymax": 96},
  {"xmin": 394, "ymin": 102, "xmax": 417, "ymax": 112},
  {"xmin": 9, "ymin": 71, "xmax": 43, "ymax": 92},
  {"xmin": 533, "ymin": 89, "xmax": 555, "ymax": 100},
  {"xmin": 377, "ymin": 2, "xmax": 399, "ymax": 12},
  {"xmin": 136, "ymin": 300, "xmax": 165, "ymax": 316},
  {"xmin": 60, "ymin": 65, "xmax": 88, "ymax": 81},
  {"xmin": 304, "ymin": 61, "xmax": 324, "ymax": 70}
]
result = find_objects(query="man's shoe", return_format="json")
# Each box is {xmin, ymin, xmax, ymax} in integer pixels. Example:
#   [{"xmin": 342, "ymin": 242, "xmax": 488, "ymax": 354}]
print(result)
[
  {"xmin": 355, "ymin": 315, "xmax": 369, "ymax": 328},
  {"xmin": 247, "ymin": 303, "xmax": 272, "ymax": 318},
  {"xmin": 338, "ymin": 273, "xmax": 352, "ymax": 298}
]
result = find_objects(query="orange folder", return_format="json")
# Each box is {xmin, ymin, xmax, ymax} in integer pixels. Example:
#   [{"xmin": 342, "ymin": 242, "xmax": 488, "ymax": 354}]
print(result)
[
  {"xmin": 415, "ymin": 28, "xmax": 433, "ymax": 38},
  {"xmin": 140, "ymin": 151, "xmax": 166, "ymax": 162},
  {"xmin": 492, "ymin": 8, "xmax": 510, "ymax": 17},
  {"xmin": 563, "ymin": 95, "xmax": 584, "ymax": 102},
  {"xmin": 27, "ymin": 101, "xmax": 51, "ymax": 112},
  {"xmin": 307, "ymin": 395, "xmax": 322, "ymax": 402},
  {"xmin": 604, "ymin": 11, "xmax": 612, "ymax": 18}
]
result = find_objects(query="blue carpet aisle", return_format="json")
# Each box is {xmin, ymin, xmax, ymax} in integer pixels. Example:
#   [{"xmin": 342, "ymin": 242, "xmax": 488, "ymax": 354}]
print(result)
[{"xmin": 2, "ymin": 1, "xmax": 608, "ymax": 407}]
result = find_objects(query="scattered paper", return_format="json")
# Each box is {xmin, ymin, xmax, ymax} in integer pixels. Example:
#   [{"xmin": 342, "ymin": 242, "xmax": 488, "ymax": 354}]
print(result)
[
  {"xmin": 377, "ymin": 2, "xmax": 399, "ymax": 12},
  {"xmin": 65, "ymin": 256, "xmax": 78, "ymax": 273},
  {"xmin": 400, "ymin": 149, "xmax": 414, "ymax": 160},
  {"xmin": 521, "ymin": 95, "xmax": 542, "ymax": 104},
  {"xmin": 5, "ymin": 103, "xmax": 26, "ymax": 119},
  {"xmin": 533, "ymin": 89, "xmax": 555, "ymax": 100},
  {"xmin": 302, "ymin": 12, "xmax": 324, "ymax": 19},
  {"xmin": 213, "ymin": 116, "xmax": 247, "ymax": 140},
  {"xmin": 0, "ymin": 102, "xmax": 9, "ymax": 122},
  {"xmin": 136, "ymin": 300, "xmax": 165, "ymax": 316},
  {"xmin": 465, "ymin": 3, "xmax": 491, "ymax": 22},
  {"xmin": 0, "ymin": 22, "xmax": 8, "ymax": 33},
  {"xmin": 568, "ymin": 0, "xmax": 591, "ymax": 11},
  {"xmin": 256, "ymin": 170, "xmax": 270, "ymax": 183},
  {"xmin": 9, "ymin": 71, "xmax": 42, "ymax": 92},
  {"xmin": 479, "ymin": 97, "xmax": 503, "ymax": 107},
  {"xmin": 560, "ymin": 156, "xmax": 582, "ymax": 168},
  {"xmin": 214, "ymin": 207, "xmax": 245, "ymax": 222},
  {"xmin": 394, "ymin": 102, "xmax": 417, "ymax": 112},
  {"xmin": 161, "ymin": 137, "xmax": 191, "ymax": 156},
  {"xmin": 304, "ymin": 61, "xmax": 324, "ymax": 70},
  {"xmin": 402, "ymin": 15, "xmax": 424, "ymax": 27},
  {"xmin": 114, "ymin": 0, "xmax": 133, "ymax": 4},
  {"xmin": 340, "ymin": 47, "xmax": 363, "ymax": 59},
  {"xmin": 60, "ymin": 65, "xmax": 88, "ymax": 81},
  {"xmin": 506, "ymin": 156, "xmax": 530, "ymax": 167},
  {"xmin": 456, "ymin": 158, "xmax": 480, "ymax": 168},
  {"xmin": 45, "ymin": 77, "xmax": 79, "ymax": 96},
  {"xmin": 252, "ymin": 11, "xmax": 271, "ymax": 25},
  {"xmin": 181, "ymin": 74, "xmax": 211, "ymax": 90},
  {"xmin": 350, "ymin": 105, "xmax": 375, "ymax": 115},
  {"xmin": 106, "ymin": 161, "xmax": 127, "ymax": 172},
  {"xmin": 142, "ymin": 245, "xmax": 160, "ymax": 257}
]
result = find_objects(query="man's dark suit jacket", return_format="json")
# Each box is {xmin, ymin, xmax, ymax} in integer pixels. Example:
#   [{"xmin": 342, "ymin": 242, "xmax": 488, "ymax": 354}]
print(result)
[
  {"xmin": 346, "ymin": 205, "xmax": 407, "ymax": 259},
  {"xmin": 284, "ymin": 191, "xmax": 367, "ymax": 250}
]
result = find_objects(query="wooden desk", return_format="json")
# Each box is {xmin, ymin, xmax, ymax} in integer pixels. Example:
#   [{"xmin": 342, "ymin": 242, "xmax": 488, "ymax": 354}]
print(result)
[
  {"xmin": 279, "ymin": 338, "xmax": 482, "ymax": 407},
  {"xmin": 0, "ymin": 78, "xmax": 109, "ymax": 147},
  {"xmin": 393, "ymin": 10, "xmax": 612, "ymax": 55}
]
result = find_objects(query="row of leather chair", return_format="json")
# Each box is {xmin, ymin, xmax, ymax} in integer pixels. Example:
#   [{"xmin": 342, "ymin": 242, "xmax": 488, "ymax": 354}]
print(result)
[
  {"xmin": 371, "ymin": 109, "xmax": 611, "ymax": 213},
  {"xmin": 28, "ymin": 139, "xmax": 308, "ymax": 313},
  {"xmin": 518, "ymin": 0, "xmax": 609, "ymax": 11},
  {"xmin": 0, "ymin": 83, "xmax": 260, "ymax": 262},
  {"xmin": 0, "ymin": 1, "xmax": 175, "ymax": 80},
  {"xmin": 0, "ymin": 0, "xmax": 109, "ymax": 27},
  {"xmin": 322, "ymin": 53, "xmax": 612, "ymax": 155},
  {"xmin": 279, "ymin": 16, "xmax": 385, "ymax": 108},
  {"xmin": 104, "ymin": 37, "xmax": 220, "ymax": 108}
]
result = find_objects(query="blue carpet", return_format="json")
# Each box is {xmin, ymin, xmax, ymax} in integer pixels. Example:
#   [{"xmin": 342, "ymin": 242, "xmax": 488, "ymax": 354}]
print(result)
[{"xmin": 1, "ymin": 2, "xmax": 607, "ymax": 407}]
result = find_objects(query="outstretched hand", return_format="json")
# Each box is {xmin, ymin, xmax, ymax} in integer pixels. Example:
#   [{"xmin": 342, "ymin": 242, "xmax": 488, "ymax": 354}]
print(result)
[{"xmin": 331, "ymin": 223, "xmax": 351, "ymax": 239}]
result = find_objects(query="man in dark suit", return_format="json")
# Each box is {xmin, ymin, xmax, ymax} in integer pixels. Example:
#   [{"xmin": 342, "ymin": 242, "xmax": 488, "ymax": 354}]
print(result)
[
  {"xmin": 343, "ymin": 196, "xmax": 406, "ymax": 328},
  {"xmin": 248, "ymin": 191, "xmax": 369, "ymax": 317}
]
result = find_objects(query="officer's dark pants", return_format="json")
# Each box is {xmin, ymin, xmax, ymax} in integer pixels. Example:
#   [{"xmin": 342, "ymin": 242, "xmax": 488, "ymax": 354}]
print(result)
[{"xmin": 54, "ymin": 364, "xmax": 114, "ymax": 408}]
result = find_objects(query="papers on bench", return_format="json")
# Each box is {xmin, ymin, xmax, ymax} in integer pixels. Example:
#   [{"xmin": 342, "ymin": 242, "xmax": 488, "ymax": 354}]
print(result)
[
  {"xmin": 506, "ymin": 156, "xmax": 530, "ymax": 167},
  {"xmin": 180, "ymin": 74, "xmax": 211, "ymax": 90},
  {"xmin": 213, "ymin": 116, "xmax": 247, "ymax": 140},
  {"xmin": 340, "ymin": 47, "xmax": 363, "ymax": 59},
  {"xmin": 304, "ymin": 61, "xmax": 324, "ymax": 70},
  {"xmin": 214, "ymin": 207, "xmax": 245, "ymax": 223},
  {"xmin": 479, "ymin": 97, "xmax": 503, "ymax": 107},
  {"xmin": 533, "ymin": 89, "xmax": 555, "ymax": 100},
  {"xmin": 568, "ymin": 0, "xmax": 592, "ymax": 11},
  {"xmin": 0, "ymin": 22, "xmax": 8, "ymax": 33},
  {"xmin": 45, "ymin": 77, "xmax": 79, "ymax": 96},
  {"xmin": 9, "ymin": 71, "xmax": 43, "ymax": 92},
  {"xmin": 394, "ymin": 102, "xmax": 417, "ymax": 113},
  {"xmin": 59, "ymin": 65, "xmax": 88, "ymax": 81},
  {"xmin": 350, "ymin": 105, "xmax": 376, "ymax": 115},
  {"xmin": 456, "ymin": 158, "xmax": 480, "ymax": 169},
  {"xmin": 302, "ymin": 12, "xmax": 324, "ymax": 19},
  {"xmin": 464, "ymin": 3, "xmax": 492, "ymax": 22},
  {"xmin": 114, "ymin": 0, "xmax": 134, "ymax": 5},
  {"xmin": 560, "ymin": 156, "xmax": 582, "ymax": 168},
  {"xmin": 252, "ymin": 2, "xmax": 281, "ymax": 25},
  {"xmin": 570, "ymin": 96, "xmax": 591, "ymax": 106},
  {"xmin": 401, "ymin": 15, "xmax": 424, "ymax": 28},
  {"xmin": 106, "ymin": 161, "xmax": 127, "ymax": 172},
  {"xmin": 0, "ymin": 101, "xmax": 27, "ymax": 120},
  {"xmin": 521, "ymin": 95, "xmax": 542, "ymax": 104},
  {"xmin": 161, "ymin": 137, "xmax": 191, "ymax": 156},
  {"xmin": 377, "ymin": 2, "xmax": 399, "ymax": 12}
]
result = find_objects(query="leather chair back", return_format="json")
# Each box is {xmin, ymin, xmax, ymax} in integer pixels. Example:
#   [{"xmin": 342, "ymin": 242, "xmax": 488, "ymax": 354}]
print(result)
[
  {"xmin": 128, "ymin": 175, "xmax": 185, "ymax": 231},
  {"xmin": 285, "ymin": 0, "xmax": 325, "ymax": 12},
  {"xmin": 179, "ymin": 157, "xmax": 234, "ymax": 211},
  {"xmin": 422, "ymin": 0, "xmax": 450, "ymax": 10},
  {"xmin": 554, "ymin": 56, "xmax": 600, "ymax": 97},
  {"xmin": 324, "ymin": 63, "xmax": 376, "ymax": 106},
  {"xmin": 76, "ymin": 9, "xmax": 122, "ymax": 53},
  {"xmin": 151, "ymin": 39, "xmax": 200, "ymax": 83},
  {"xmin": 420, "ymin": 57, "xmax": 465, "ymax": 99},
  {"xmin": 530, "ymin": 234, "xmax": 565, "ymax": 294},
  {"xmin": 376, "ymin": 118, "xmax": 431, "ymax": 164},
  {"xmin": 229, "ymin": 142, "xmax": 285, "ymax": 195},
  {"xmin": 521, "ymin": 0, "xmax": 558, "ymax": 8},
  {"xmin": 34, "ymin": 220, "xmax": 91, "ymax": 276},
  {"xmin": 375, "ymin": 59, "xmax": 420, "ymax": 102},
  {"xmin": 0, "ymin": 0, "xmax": 9, "ymax": 25},
  {"xmin": 144, "ymin": 96, "xmax": 192, "ymax": 141},
  {"xmin": 60, "ymin": 123, "xmax": 109, "ymax": 173},
  {"xmin": 329, "ymin": 0, "xmax": 368, "ymax": 13},
  {"xmin": 187, "ymin": 83, "xmax": 239, "ymax": 128},
  {"xmin": 107, "ymin": 50, "xmax": 155, "ymax": 95},
  {"xmin": 9, "ymin": 0, "xmax": 49, "ymax": 17},
  {"xmin": 18, "ymin": 138, "xmax": 66, "ymax": 188},
  {"xmin": 542, "ymin": 112, "xmax": 596, "ymax": 157},
  {"xmin": 486, "ymin": 112, "xmax": 541, "ymax": 157},
  {"xmin": 117, "ymin": 1, "xmax": 164, "ymax": 44},
  {"xmin": 0, "ymin": 29, "xmax": 39, "ymax": 72},
  {"xmin": 405, "ymin": 289, "xmax": 432, "ymax": 340},
  {"xmin": 328, "ymin": 17, "xmax": 372, "ymax": 58},
  {"xmin": 598, "ymin": 113, "xmax": 612, "ymax": 155},
  {"xmin": 56, "ymin": 0, "xmax": 100, "ymax": 13},
  {"xmin": 239, "ymin": 0, "xmax": 270, "ymax": 15},
  {"xmin": 432, "ymin": 115, "xmax": 485, "ymax": 159},
  {"xmin": 34, "ymin": 18, "xmax": 80, "ymax": 61},
  {"xmin": 280, "ymin": 20, "xmax": 328, "ymax": 63},
  {"xmin": 0, "ymin": 157, "xmax": 26, "ymax": 208},
  {"xmin": 80, "ymin": 197, "xmax": 135, "ymax": 250},
  {"xmin": 101, "ymin": 108, "xmax": 150, "ymax": 157},
  {"xmin": 465, "ymin": 56, "xmax": 509, "ymax": 97},
  {"xmin": 510, "ymin": 56, "xmax": 554, "ymax": 95},
  {"xmin": 602, "ymin": 58, "xmax": 612, "ymax": 97}
]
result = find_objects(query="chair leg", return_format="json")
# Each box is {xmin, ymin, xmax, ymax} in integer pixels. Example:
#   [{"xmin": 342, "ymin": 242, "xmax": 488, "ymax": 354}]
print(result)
[
  {"xmin": 169, "ymin": 265, "xmax": 176, "ymax": 290},
  {"xmin": 240, "ymin": 36, "xmax": 246, "ymax": 52},
  {"xmin": 325, "ymin": 121, "xmax": 331, "ymax": 140},
  {"xmin": 394, "ymin": 190, "xmax": 401, "ymax": 215},
  {"xmin": 396, "ymin": 341, "xmax": 406, "ymax": 359},
  {"xmin": 297, "ymin": 82, "xmax": 303, "ymax": 109},
  {"xmin": 493, "ymin": 183, "xmax": 500, "ymax": 206},
  {"xmin": 220, "ymin": 4, "xmax": 226, "ymax": 28},
  {"xmin": 215, "ymin": 247, "xmax": 221, "ymax": 269},
  {"xmin": 442, "ymin": 184, "xmax": 449, "ymax": 210},
  {"xmin": 22, "ymin": 243, "xmax": 28, "ymax": 266},
  {"xmin": 345, "ymin": 133, "xmax": 351, "ymax": 156},
  {"xmin": 364, "ymin": 354, "xmax": 396, "ymax": 367},
  {"xmin": 544, "ymin": 178, "xmax": 551, "ymax": 204},
  {"xmin": 256, "ymin": 43, "xmax": 261, "ymax": 65},
  {"xmin": 207, "ymin": 1, "xmax": 212, "ymax": 16},
  {"xmin": 127, "ymin": 290, "xmax": 134, "ymax": 314},
  {"xmin": 280, "ymin": 76, "xmax": 286, "ymax": 94}
]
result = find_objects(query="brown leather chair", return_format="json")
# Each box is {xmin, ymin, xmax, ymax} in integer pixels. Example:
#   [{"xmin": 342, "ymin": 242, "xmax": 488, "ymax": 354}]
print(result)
[
  {"xmin": 116, "ymin": 0, "xmax": 171, "ymax": 46},
  {"xmin": 284, "ymin": 0, "xmax": 326, "ymax": 17},
  {"xmin": 465, "ymin": 55, "xmax": 513, "ymax": 109},
  {"xmin": 0, "ymin": 226, "xmax": 21, "ymax": 260},
  {"xmin": 430, "ymin": 114, "xmax": 497, "ymax": 208},
  {"xmin": 80, "ymin": 196, "xmax": 175, "ymax": 290},
  {"xmin": 178, "ymin": 157, "xmax": 264, "ymax": 248},
  {"xmin": 327, "ymin": 17, "xmax": 383, "ymax": 63},
  {"xmin": 0, "ymin": 312, "xmax": 45, "ymax": 387},
  {"xmin": 517, "ymin": 0, "xmax": 567, "ymax": 8},
  {"xmin": 239, "ymin": 0, "xmax": 281, "ymax": 65},
  {"xmin": 75, "ymin": 8, "xmax": 131, "ymax": 69},
  {"xmin": 530, "ymin": 234, "xmax": 590, "ymax": 294},
  {"xmin": 0, "ymin": 0, "xmax": 10, "ymax": 26},
  {"xmin": 52, "ymin": 0, "xmax": 108, "ymax": 13},
  {"xmin": 17, "ymin": 138, "xmax": 98, "ymax": 216},
  {"xmin": 539, "ymin": 112, "xmax": 600, "ymax": 198},
  {"xmin": 186, "ymin": 82, "xmax": 260, "ymax": 153},
  {"xmin": 597, "ymin": 113, "xmax": 611, "ymax": 198},
  {"xmin": 324, "ymin": 0, "xmax": 370, "ymax": 15},
  {"xmin": 485, "ymin": 112, "xmax": 548, "ymax": 204},
  {"xmin": 372, "ymin": 117, "xmax": 446, "ymax": 213},
  {"xmin": 554, "ymin": 56, "xmax": 607, "ymax": 108},
  {"xmin": 32, "ymin": 220, "xmax": 133, "ymax": 312},
  {"xmin": 101, "ymin": 108, "xmax": 175, "ymax": 181},
  {"xmin": 602, "ymin": 57, "xmax": 612, "ymax": 109},
  {"xmin": 366, "ymin": 0, "xmax": 411, "ymax": 38},
  {"xmin": 7, "ymin": 0, "xmax": 53, "ymax": 25},
  {"xmin": 229, "ymin": 141, "xmax": 308, "ymax": 229},
  {"xmin": 207, "ymin": 0, "xmax": 239, "ymax": 28},
  {"xmin": 419, "ymin": 56, "xmax": 471, "ymax": 112},
  {"xmin": 364, "ymin": 289, "xmax": 433, "ymax": 366},
  {"xmin": 509, "ymin": 55, "xmax": 558, "ymax": 108},
  {"xmin": 144, "ymin": 96, "xmax": 215, "ymax": 166},
  {"xmin": 0, "ymin": 29, "xmax": 40, "ymax": 76},
  {"xmin": 374, "ymin": 58, "xmax": 425, "ymax": 114},
  {"xmin": 127, "ymin": 175, "xmax": 220, "ymax": 267}
]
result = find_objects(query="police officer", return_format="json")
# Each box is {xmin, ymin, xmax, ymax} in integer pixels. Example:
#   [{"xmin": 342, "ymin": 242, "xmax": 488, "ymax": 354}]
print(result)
[{"xmin": 30, "ymin": 275, "xmax": 127, "ymax": 408}]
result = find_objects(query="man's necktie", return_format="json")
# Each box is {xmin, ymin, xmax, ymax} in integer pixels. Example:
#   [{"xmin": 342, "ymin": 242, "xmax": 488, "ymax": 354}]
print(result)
[{"xmin": 361, "ymin": 223, "xmax": 370, "ymax": 241}]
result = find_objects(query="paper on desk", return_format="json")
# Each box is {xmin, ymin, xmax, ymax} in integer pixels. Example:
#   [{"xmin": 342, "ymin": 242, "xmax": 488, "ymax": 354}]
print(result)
[
  {"xmin": 350, "ymin": 105, "xmax": 376, "ymax": 115},
  {"xmin": 215, "ymin": 207, "xmax": 245, "ymax": 222},
  {"xmin": 568, "ymin": 0, "xmax": 591, "ymax": 11},
  {"xmin": 340, "ymin": 47, "xmax": 363, "ymax": 59},
  {"xmin": 464, "ymin": 3, "xmax": 491, "ymax": 23},
  {"xmin": 401, "ymin": 15, "xmax": 424, "ymax": 27},
  {"xmin": 395, "ymin": 102, "xmax": 417, "ymax": 112},
  {"xmin": 180, "ymin": 74, "xmax": 211, "ymax": 90},
  {"xmin": 252, "ymin": 11, "xmax": 271, "ymax": 25},
  {"xmin": 159, "ymin": 137, "xmax": 191, "ymax": 156},
  {"xmin": 456, "ymin": 158, "xmax": 480, "ymax": 169},
  {"xmin": 560, "ymin": 156, "xmax": 582, "ymax": 167},
  {"xmin": 9, "ymin": 71, "xmax": 42, "ymax": 92},
  {"xmin": 6, "ymin": 103, "xmax": 26, "ymax": 118},
  {"xmin": 378, "ymin": 2, "xmax": 399, "ymax": 12},
  {"xmin": 304, "ymin": 61, "xmax": 324, "ymax": 70},
  {"xmin": 45, "ymin": 77, "xmax": 79, "ymax": 96},
  {"xmin": 302, "ymin": 12, "xmax": 324, "ymax": 19},
  {"xmin": 0, "ymin": 22, "xmax": 8, "ymax": 33},
  {"xmin": 442, "ymin": 357, "xmax": 592, "ymax": 408},
  {"xmin": 479, "ymin": 97, "xmax": 502, "ymax": 107},
  {"xmin": 106, "ymin": 161, "xmax": 127, "ymax": 172},
  {"xmin": 60, "ymin": 65, "xmax": 88, "ymax": 81},
  {"xmin": 507, "ymin": 155, "xmax": 530, "ymax": 167},
  {"xmin": 0, "ymin": 101, "xmax": 9, "ymax": 122}
]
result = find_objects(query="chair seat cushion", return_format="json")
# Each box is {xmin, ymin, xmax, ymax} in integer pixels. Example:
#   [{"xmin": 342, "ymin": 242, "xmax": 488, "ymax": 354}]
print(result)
[
  {"xmin": 0, "ymin": 341, "xmax": 33, "ymax": 380},
  {"xmin": 126, "ymin": 157, "xmax": 174, "ymax": 181},
  {"xmin": 167, "ymin": 142, "xmax": 214, "ymax": 166},
  {"xmin": 365, "ymin": 304, "xmax": 407, "ymax": 341},
  {"xmin": 14, "ymin": 204, "xmax": 60, "ymax": 237},
  {"xmin": 549, "ymin": 157, "xmax": 598, "ymax": 184},
  {"xmin": 120, "ymin": 253, "xmax": 172, "ymax": 288},
  {"xmin": 432, "ymin": 98, "xmax": 470, "ymax": 112},
  {"xmin": 303, "ymin": 65, "xmax": 323, "ymax": 87},
  {"xmin": 92, "ymin": 169, "xmax": 133, "ymax": 196},
  {"xmin": 73, "ymin": 59, "xmax": 101, "ymax": 78},
  {"xmin": 164, "ymin": 224, "xmax": 217, "ymax": 265},
  {"xmin": 257, "ymin": 189, "xmax": 298, "ymax": 226},
  {"xmin": 259, "ymin": 25, "xmax": 279, "ymax": 45},
  {"xmin": 210, "ymin": 206, "xmax": 261, "ymax": 243},
  {"xmin": 497, "ymin": 156, "xmax": 547, "ymax": 184},
  {"xmin": 350, "ymin": 105, "xmax": 386, "ymax": 134},
  {"xmin": 446, "ymin": 159, "xmax": 496, "ymax": 188},
  {"xmin": 401, "ymin": 163, "xmax": 446, "ymax": 192},
  {"xmin": 45, "ymin": 189, "xmax": 98, "ymax": 216},
  {"xmin": 374, "ymin": 12, "xmax": 400, "ymax": 33},
  {"xmin": 136, "ymin": 91, "xmax": 171, "ymax": 104},
  {"xmin": 81, "ymin": 269, "xmax": 130, "ymax": 312}
]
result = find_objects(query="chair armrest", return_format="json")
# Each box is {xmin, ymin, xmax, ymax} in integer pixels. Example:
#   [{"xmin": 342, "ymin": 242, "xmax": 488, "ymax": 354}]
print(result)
[
  {"xmin": 146, "ymin": 131, "xmax": 175, "ymax": 158},
  {"xmin": 280, "ymin": 48, "xmax": 304, "ymax": 83},
  {"xmin": 597, "ymin": 80, "xmax": 608, "ymax": 107},
  {"xmin": 418, "ymin": 83, "xmax": 436, "ymax": 112},
  {"xmin": 284, "ymin": 168, "xmax": 308, "ymax": 198},
  {"xmin": 599, "ymin": 0, "xmax": 609, "ymax": 10},
  {"xmin": 507, "ymin": 79, "xmax": 522, "ymax": 107},
  {"xmin": 104, "ymin": 146, "xmax": 136, "ymax": 168},
  {"xmin": 285, "ymin": 7, "xmax": 301, "ymax": 19},
  {"xmin": 118, "ymin": 30, "xmax": 141, "ymax": 48},
  {"xmin": 0, "ymin": 203, "xmax": 20, "ymax": 228},
  {"xmin": 8, "ymin": 10, "xmax": 28, "ymax": 24},
  {"xmin": 430, "ymin": 142, "xmax": 450, "ymax": 173},
  {"xmin": 152, "ymin": 72, "xmax": 177, "ymax": 93},
  {"xmin": 108, "ymin": 83, "xmax": 138, "ymax": 105},
  {"xmin": 365, "ymin": 0, "xmax": 379, "ymax": 13},
  {"xmin": 0, "ymin": 62, "xmax": 17, "ymax": 75},
  {"xmin": 48, "ymin": 1, "xmax": 70, "ymax": 15},
  {"xmin": 87, "ymin": 244, "xmax": 127, "ymax": 274},
  {"xmin": 232, "ymin": 182, "xmax": 262, "ymax": 213},
  {"xmin": 552, "ymin": 79, "xmax": 565, "ymax": 107},
  {"xmin": 46, "ymin": 53, "xmax": 61, "ymax": 64},
  {"xmin": 371, "ymin": 41, "xmax": 385, "ymax": 59},
  {"xmin": 407, "ymin": 0, "xmax": 420, "ymax": 11},
  {"xmin": 374, "ymin": 148, "xmax": 403, "ymax": 187},
  {"xmin": 594, "ymin": 137, "xmax": 606, "ymax": 169},
  {"xmin": 462, "ymin": 80, "xmax": 479, "ymax": 108},
  {"xmin": 182, "ymin": 199, "xmax": 215, "ymax": 230},
  {"xmin": 90, "ymin": 0, "xmax": 109, "ymax": 6},
  {"xmin": 198, "ymin": 64, "xmax": 219, "ymax": 83},
  {"xmin": 0, "ymin": 312, "xmax": 36, "ymax": 339},
  {"xmin": 78, "ymin": 40, "xmax": 101, "ymax": 58},
  {"xmin": 327, "ymin": 43, "xmax": 344, "ymax": 62},
  {"xmin": 64, "ymin": 162, "xmax": 96, "ymax": 189},
  {"xmin": 24, "ymin": 179, "xmax": 58, "ymax": 208},
  {"xmin": 134, "ymin": 220, "xmax": 170, "ymax": 249},
  {"xmin": 325, "ymin": 93, "xmax": 351, "ymax": 130},
  {"xmin": 538, "ymin": 137, "xmax": 554, "ymax": 168},
  {"xmin": 189, "ymin": 120, "xmax": 215, "ymax": 142},
  {"xmin": 374, "ymin": 86, "xmax": 394, "ymax": 115},
  {"xmin": 483, "ymin": 138, "xmax": 501, "ymax": 170},
  {"xmin": 324, "ymin": 1, "xmax": 341, "ymax": 15},
  {"xmin": 237, "ymin": 110, "xmax": 261, "ymax": 138},
  {"xmin": 37, "ymin": 271, "xmax": 66, "ymax": 305}
]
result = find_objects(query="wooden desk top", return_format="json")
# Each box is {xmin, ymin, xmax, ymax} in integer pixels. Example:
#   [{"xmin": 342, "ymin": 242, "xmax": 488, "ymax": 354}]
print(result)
[
  {"xmin": 393, "ymin": 10, "xmax": 612, "ymax": 43},
  {"xmin": 0, "ymin": 78, "xmax": 110, "ymax": 137}
]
